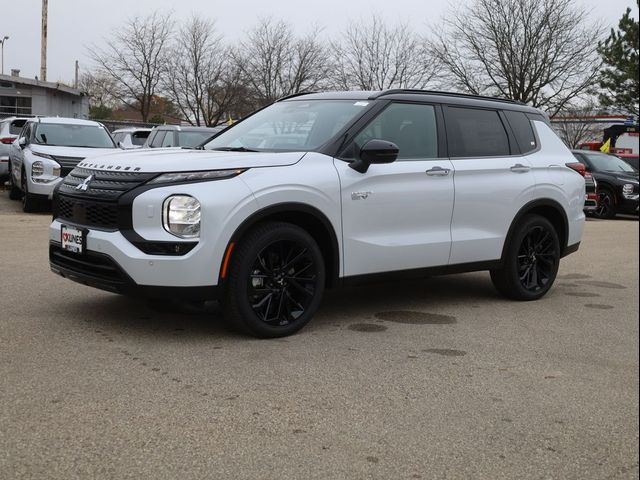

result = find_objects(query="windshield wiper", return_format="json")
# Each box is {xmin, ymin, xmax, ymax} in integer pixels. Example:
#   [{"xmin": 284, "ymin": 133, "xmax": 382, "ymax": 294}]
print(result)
[{"xmin": 211, "ymin": 146, "xmax": 259, "ymax": 152}]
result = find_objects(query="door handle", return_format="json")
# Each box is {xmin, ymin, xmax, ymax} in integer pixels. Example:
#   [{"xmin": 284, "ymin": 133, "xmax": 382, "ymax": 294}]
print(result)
[
  {"xmin": 510, "ymin": 163, "xmax": 531, "ymax": 173},
  {"xmin": 426, "ymin": 166, "xmax": 451, "ymax": 176}
]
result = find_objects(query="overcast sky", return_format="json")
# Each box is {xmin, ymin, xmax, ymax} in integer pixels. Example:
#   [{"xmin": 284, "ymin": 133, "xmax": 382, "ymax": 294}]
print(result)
[{"xmin": 1, "ymin": 0, "xmax": 637, "ymax": 84}]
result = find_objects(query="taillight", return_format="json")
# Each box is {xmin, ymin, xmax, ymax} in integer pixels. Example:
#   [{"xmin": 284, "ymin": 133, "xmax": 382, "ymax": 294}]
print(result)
[
  {"xmin": 0, "ymin": 137, "xmax": 15, "ymax": 144},
  {"xmin": 566, "ymin": 162, "xmax": 586, "ymax": 177}
]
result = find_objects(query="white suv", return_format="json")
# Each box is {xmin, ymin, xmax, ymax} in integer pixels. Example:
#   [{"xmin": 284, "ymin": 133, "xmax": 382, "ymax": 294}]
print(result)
[
  {"xmin": 8, "ymin": 117, "xmax": 117, "ymax": 211},
  {"xmin": 49, "ymin": 90, "xmax": 585, "ymax": 337}
]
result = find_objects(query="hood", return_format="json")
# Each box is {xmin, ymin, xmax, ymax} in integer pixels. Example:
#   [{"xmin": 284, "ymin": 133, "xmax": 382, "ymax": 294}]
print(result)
[
  {"xmin": 611, "ymin": 171, "xmax": 639, "ymax": 182},
  {"xmin": 31, "ymin": 145, "xmax": 118, "ymax": 159},
  {"xmin": 75, "ymin": 148, "xmax": 306, "ymax": 173}
]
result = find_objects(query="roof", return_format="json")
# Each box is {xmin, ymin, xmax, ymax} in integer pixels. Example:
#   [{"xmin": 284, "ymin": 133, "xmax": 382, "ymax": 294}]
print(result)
[
  {"xmin": 30, "ymin": 117, "xmax": 104, "ymax": 126},
  {"xmin": 112, "ymin": 127, "xmax": 153, "ymax": 133},
  {"xmin": 0, "ymin": 73, "xmax": 84, "ymax": 97},
  {"xmin": 152, "ymin": 125, "xmax": 221, "ymax": 132},
  {"xmin": 281, "ymin": 89, "xmax": 541, "ymax": 114}
]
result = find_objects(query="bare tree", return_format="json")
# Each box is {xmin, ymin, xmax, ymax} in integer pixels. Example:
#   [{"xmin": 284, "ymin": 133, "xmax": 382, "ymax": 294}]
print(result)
[
  {"xmin": 233, "ymin": 18, "xmax": 329, "ymax": 107},
  {"xmin": 552, "ymin": 102, "xmax": 604, "ymax": 149},
  {"xmin": 78, "ymin": 72, "xmax": 119, "ymax": 109},
  {"xmin": 331, "ymin": 15, "xmax": 437, "ymax": 90},
  {"xmin": 165, "ymin": 17, "xmax": 240, "ymax": 126},
  {"xmin": 87, "ymin": 12, "xmax": 173, "ymax": 122},
  {"xmin": 430, "ymin": 0, "xmax": 603, "ymax": 116}
]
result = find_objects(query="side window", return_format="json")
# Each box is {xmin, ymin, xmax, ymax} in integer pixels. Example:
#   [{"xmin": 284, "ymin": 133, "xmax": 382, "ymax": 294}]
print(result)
[
  {"xmin": 151, "ymin": 130, "xmax": 166, "ymax": 148},
  {"xmin": 445, "ymin": 107, "xmax": 510, "ymax": 157},
  {"xmin": 21, "ymin": 123, "xmax": 33, "ymax": 144},
  {"xmin": 113, "ymin": 133, "xmax": 124, "ymax": 144},
  {"xmin": 161, "ymin": 131, "xmax": 175, "ymax": 147},
  {"xmin": 504, "ymin": 110, "xmax": 537, "ymax": 154},
  {"xmin": 350, "ymin": 103, "xmax": 438, "ymax": 160}
]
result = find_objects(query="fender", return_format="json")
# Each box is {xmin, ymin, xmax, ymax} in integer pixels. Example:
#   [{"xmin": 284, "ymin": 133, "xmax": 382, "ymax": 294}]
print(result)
[
  {"xmin": 501, "ymin": 198, "xmax": 569, "ymax": 262},
  {"xmin": 222, "ymin": 202, "xmax": 341, "ymax": 288}
]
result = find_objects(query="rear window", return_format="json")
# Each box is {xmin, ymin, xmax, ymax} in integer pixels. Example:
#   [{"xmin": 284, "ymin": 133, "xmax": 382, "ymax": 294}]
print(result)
[
  {"xmin": 131, "ymin": 131, "xmax": 150, "ymax": 146},
  {"xmin": 504, "ymin": 110, "xmax": 537, "ymax": 154},
  {"xmin": 445, "ymin": 107, "xmax": 510, "ymax": 157},
  {"xmin": 10, "ymin": 119, "xmax": 26, "ymax": 135}
]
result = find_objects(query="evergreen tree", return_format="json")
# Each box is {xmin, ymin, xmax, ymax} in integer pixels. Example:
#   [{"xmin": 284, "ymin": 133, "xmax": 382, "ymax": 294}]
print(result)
[{"xmin": 598, "ymin": 2, "xmax": 639, "ymax": 116}]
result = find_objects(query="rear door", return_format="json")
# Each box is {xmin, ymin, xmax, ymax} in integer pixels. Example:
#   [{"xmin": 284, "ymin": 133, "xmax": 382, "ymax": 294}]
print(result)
[
  {"xmin": 335, "ymin": 102, "xmax": 454, "ymax": 277},
  {"xmin": 443, "ymin": 106, "xmax": 536, "ymax": 264}
]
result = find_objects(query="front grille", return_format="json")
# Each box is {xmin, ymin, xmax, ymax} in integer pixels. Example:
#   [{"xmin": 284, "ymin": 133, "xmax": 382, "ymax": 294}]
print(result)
[
  {"xmin": 50, "ymin": 245, "xmax": 125, "ymax": 284},
  {"xmin": 58, "ymin": 167, "xmax": 156, "ymax": 201},
  {"xmin": 50, "ymin": 155, "xmax": 84, "ymax": 177},
  {"xmin": 57, "ymin": 195, "xmax": 119, "ymax": 230}
]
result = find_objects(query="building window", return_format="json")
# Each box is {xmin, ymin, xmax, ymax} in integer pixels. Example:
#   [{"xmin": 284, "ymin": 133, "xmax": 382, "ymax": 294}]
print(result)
[{"xmin": 0, "ymin": 96, "xmax": 32, "ymax": 116}]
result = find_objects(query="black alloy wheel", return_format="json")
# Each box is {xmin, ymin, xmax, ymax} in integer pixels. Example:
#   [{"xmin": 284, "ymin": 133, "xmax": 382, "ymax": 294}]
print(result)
[
  {"xmin": 222, "ymin": 222, "xmax": 325, "ymax": 338},
  {"xmin": 490, "ymin": 214, "xmax": 560, "ymax": 301},
  {"xmin": 594, "ymin": 190, "xmax": 616, "ymax": 219},
  {"xmin": 516, "ymin": 225, "xmax": 557, "ymax": 293}
]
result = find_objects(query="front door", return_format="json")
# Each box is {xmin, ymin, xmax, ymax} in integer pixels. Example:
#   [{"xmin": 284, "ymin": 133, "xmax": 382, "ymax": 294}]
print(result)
[{"xmin": 335, "ymin": 102, "xmax": 454, "ymax": 277}]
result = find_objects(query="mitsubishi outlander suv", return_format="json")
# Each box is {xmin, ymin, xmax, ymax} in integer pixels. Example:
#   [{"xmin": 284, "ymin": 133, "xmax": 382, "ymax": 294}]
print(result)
[
  {"xmin": 49, "ymin": 90, "xmax": 585, "ymax": 337},
  {"xmin": 8, "ymin": 117, "xmax": 117, "ymax": 212}
]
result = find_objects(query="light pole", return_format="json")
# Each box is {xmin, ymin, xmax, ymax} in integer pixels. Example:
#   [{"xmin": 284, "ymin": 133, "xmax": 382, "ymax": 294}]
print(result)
[{"xmin": 0, "ymin": 36, "xmax": 8, "ymax": 75}]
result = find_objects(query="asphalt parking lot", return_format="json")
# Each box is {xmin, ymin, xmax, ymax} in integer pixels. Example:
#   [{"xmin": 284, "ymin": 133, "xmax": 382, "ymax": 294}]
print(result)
[{"xmin": 0, "ymin": 193, "xmax": 638, "ymax": 480}]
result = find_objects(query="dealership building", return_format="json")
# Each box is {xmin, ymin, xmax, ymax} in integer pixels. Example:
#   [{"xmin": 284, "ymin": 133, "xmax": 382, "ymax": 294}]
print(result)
[{"xmin": 0, "ymin": 70, "xmax": 88, "ymax": 119}]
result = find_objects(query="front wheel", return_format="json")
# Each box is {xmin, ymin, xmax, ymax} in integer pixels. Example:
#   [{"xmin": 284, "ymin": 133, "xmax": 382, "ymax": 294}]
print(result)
[
  {"xmin": 21, "ymin": 168, "xmax": 39, "ymax": 213},
  {"xmin": 593, "ymin": 189, "xmax": 616, "ymax": 219},
  {"xmin": 222, "ymin": 222, "xmax": 326, "ymax": 338},
  {"xmin": 8, "ymin": 162, "xmax": 21, "ymax": 200},
  {"xmin": 491, "ymin": 214, "xmax": 560, "ymax": 301}
]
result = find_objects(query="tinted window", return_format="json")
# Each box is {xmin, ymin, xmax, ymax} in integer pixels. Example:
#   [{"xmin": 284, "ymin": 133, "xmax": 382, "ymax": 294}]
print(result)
[
  {"xmin": 445, "ymin": 107, "xmax": 510, "ymax": 157},
  {"xmin": 151, "ymin": 130, "xmax": 166, "ymax": 148},
  {"xmin": 583, "ymin": 152, "xmax": 636, "ymax": 173},
  {"xmin": 10, "ymin": 119, "xmax": 27, "ymax": 135},
  {"xmin": 504, "ymin": 110, "xmax": 536, "ymax": 154},
  {"xmin": 352, "ymin": 103, "xmax": 438, "ymax": 160},
  {"xmin": 131, "ymin": 131, "xmax": 150, "ymax": 145}
]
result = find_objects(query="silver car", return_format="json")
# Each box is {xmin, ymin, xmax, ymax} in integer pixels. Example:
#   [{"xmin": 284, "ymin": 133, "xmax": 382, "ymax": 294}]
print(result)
[
  {"xmin": 0, "ymin": 117, "xmax": 29, "ymax": 178},
  {"xmin": 112, "ymin": 127, "xmax": 152, "ymax": 149},
  {"xmin": 143, "ymin": 125, "xmax": 223, "ymax": 149}
]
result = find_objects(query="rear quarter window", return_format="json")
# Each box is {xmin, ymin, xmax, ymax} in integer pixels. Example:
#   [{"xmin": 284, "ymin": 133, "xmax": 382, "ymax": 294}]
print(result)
[{"xmin": 504, "ymin": 110, "xmax": 537, "ymax": 154}]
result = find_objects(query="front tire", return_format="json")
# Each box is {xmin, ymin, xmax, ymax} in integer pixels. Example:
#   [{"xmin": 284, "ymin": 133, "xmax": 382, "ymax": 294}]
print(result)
[
  {"xmin": 8, "ymin": 162, "xmax": 21, "ymax": 200},
  {"xmin": 222, "ymin": 222, "xmax": 326, "ymax": 338},
  {"xmin": 21, "ymin": 168, "xmax": 39, "ymax": 213},
  {"xmin": 491, "ymin": 214, "xmax": 560, "ymax": 301},
  {"xmin": 594, "ymin": 189, "xmax": 616, "ymax": 219}
]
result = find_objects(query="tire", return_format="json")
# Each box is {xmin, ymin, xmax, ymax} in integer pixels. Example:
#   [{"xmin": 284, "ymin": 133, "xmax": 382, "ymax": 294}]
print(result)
[
  {"xmin": 593, "ymin": 188, "xmax": 616, "ymax": 219},
  {"xmin": 8, "ymin": 162, "xmax": 21, "ymax": 200},
  {"xmin": 222, "ymin": 221, "xmax": 326, "ymax": 338},
  {"xmin": 21, "ymin": 168, "xmax": 39, "ymax": 213},
  {"xmin": 490, "ymin": 214, "xmax": 560, "ymax": 301}
]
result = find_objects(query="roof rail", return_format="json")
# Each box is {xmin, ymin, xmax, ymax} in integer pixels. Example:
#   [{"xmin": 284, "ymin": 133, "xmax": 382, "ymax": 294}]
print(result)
[
  {"xmin": 369, "ymin": 89, "xmax": 523, "ymax": 105},
  {"xmin": 276, "ymin": 91, "xmax": 316, "ymax": 102}
]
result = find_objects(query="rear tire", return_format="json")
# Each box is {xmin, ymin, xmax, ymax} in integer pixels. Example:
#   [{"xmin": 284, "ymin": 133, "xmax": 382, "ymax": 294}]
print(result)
[
  {"xmin": 491, "ymin": 214, "xmax": 560, "ymax": 301},
  {"xmin": 8, "ymin": 162, "xmax": 21, "ymax": 200},
  {"xmin": 222, "ymin": 221, "xmax": 325, "ymax": 338}
]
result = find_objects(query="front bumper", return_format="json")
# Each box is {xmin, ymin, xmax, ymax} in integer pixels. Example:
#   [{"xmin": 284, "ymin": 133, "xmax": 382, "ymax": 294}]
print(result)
[
  {"xmin": 49, "ymin": 242, "xmax": 219, "ymax": 300},
  {"xmin": 28, "ymin": 175, "xmax": 63, "ymax": 198}
]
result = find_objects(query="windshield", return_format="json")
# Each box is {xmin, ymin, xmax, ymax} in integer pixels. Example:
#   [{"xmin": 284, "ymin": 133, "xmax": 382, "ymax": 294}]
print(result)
[
  {"xmin": 584, "ymin": 152, "xmax": 637, "ymax": 173},
  {"xmin": 204, "ymin": 100, "xmax": 371, "ymax": 152},
  {"xmin": 33, "ymin": 123, "xmax": 115, "ymax": 148}
]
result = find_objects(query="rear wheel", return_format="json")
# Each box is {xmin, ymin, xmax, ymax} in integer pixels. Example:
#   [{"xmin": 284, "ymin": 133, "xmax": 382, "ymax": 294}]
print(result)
[
  {"xmin": 222, "ymin": 222, "xmax": 325, "ymax": 338},
  {"xmin": 21, "ymin": 168, "xmax": 39, "ymax": 213},
  {"xmin": 491, "ymin": 214, "xmax": 560, "ymax": 300}
]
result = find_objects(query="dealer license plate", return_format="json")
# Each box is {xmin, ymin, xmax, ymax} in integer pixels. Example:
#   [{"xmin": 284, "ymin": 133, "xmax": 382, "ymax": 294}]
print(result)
[{"xmin": 61, "ymin": 225, "xmax": 85, "ymax": 254}]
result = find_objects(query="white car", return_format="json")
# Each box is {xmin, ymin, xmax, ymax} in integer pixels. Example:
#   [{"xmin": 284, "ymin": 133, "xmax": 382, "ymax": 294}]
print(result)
[
  {"xmin": 112, "ymin": 127, "xmax": 152, "ymax": 150},
  {"xmin": 49, "ymin": 90, "xmax": 585, "ymax": 337},
  {"xmin": 0, "ymin": 116, "xmax": 29, "ymax": 179},
  {"xmin": 8, "ymin": 117, "xmax": 117, "ymax": 211}
]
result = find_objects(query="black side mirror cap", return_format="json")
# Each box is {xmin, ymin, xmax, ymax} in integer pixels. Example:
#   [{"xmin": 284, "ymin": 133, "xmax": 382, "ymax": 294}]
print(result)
[{"xmin": 349, "ymin": 139, "xmax": 399, "ymax": 173}]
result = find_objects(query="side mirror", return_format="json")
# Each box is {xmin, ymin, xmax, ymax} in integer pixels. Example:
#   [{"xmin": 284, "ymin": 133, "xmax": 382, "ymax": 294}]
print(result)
[
  {"xmin": 349, "ymin": 139, "xmax": 399, "ymax": 173},
  {"xmin": 118, "ymin": 141, "xmax": 125, "ymax": 149},
  {"xmin": 17, "ymin": 137, "xmax": 27, "ymax": 149}
]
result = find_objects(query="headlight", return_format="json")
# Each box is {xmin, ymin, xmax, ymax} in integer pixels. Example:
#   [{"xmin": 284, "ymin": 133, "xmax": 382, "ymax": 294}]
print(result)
[
  {"xmin": 148, "ymin": 169, "xmax": 245, "ymax": 185},
  {"xmin": 622, "ymin": 183, "xmax": 637, "ymax": 199},
  {"xmin": 52, "ymin": 166, "xmax": 61, "ymax": 177},
  {"xmin": 31, "ymin": 161, "xmax": 44, "ymax": 177},
  {"xmin": 162, "ymin": 195, "xmax": 201, "ymax": 239}
]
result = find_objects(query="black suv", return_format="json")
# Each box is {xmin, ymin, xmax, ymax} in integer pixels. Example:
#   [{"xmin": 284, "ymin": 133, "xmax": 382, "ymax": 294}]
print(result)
[{"xmin": 572, "ymin": 150, "xmax": 639, "ymax": 218}]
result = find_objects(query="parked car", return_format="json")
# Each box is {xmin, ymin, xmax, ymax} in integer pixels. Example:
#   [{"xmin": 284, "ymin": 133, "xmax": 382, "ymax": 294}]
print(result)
[
  {"xmin": 143, "ymin": 125, "xmax": 222, "ymax": 149},
  {"xmin": 566, "ymin": 159, "xmax": 598, "ymax": 214},
  {"xmin": 112, "ymin": 127, "xmax": 152, "ymax": 149},
  {"xmin": 0, "ymin": 117, "xmax": 29, "ymax": 179},
  {"xmin": 571, "ymin": 150, "xmax": 639, "ymax": 218},
  {"xmin": 8, "ymin": 117, "xmax": 117, "ymax": 212},
  {"xmin": 49, "ymin": 90, "xmax": 585, "ymax": 337}
]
